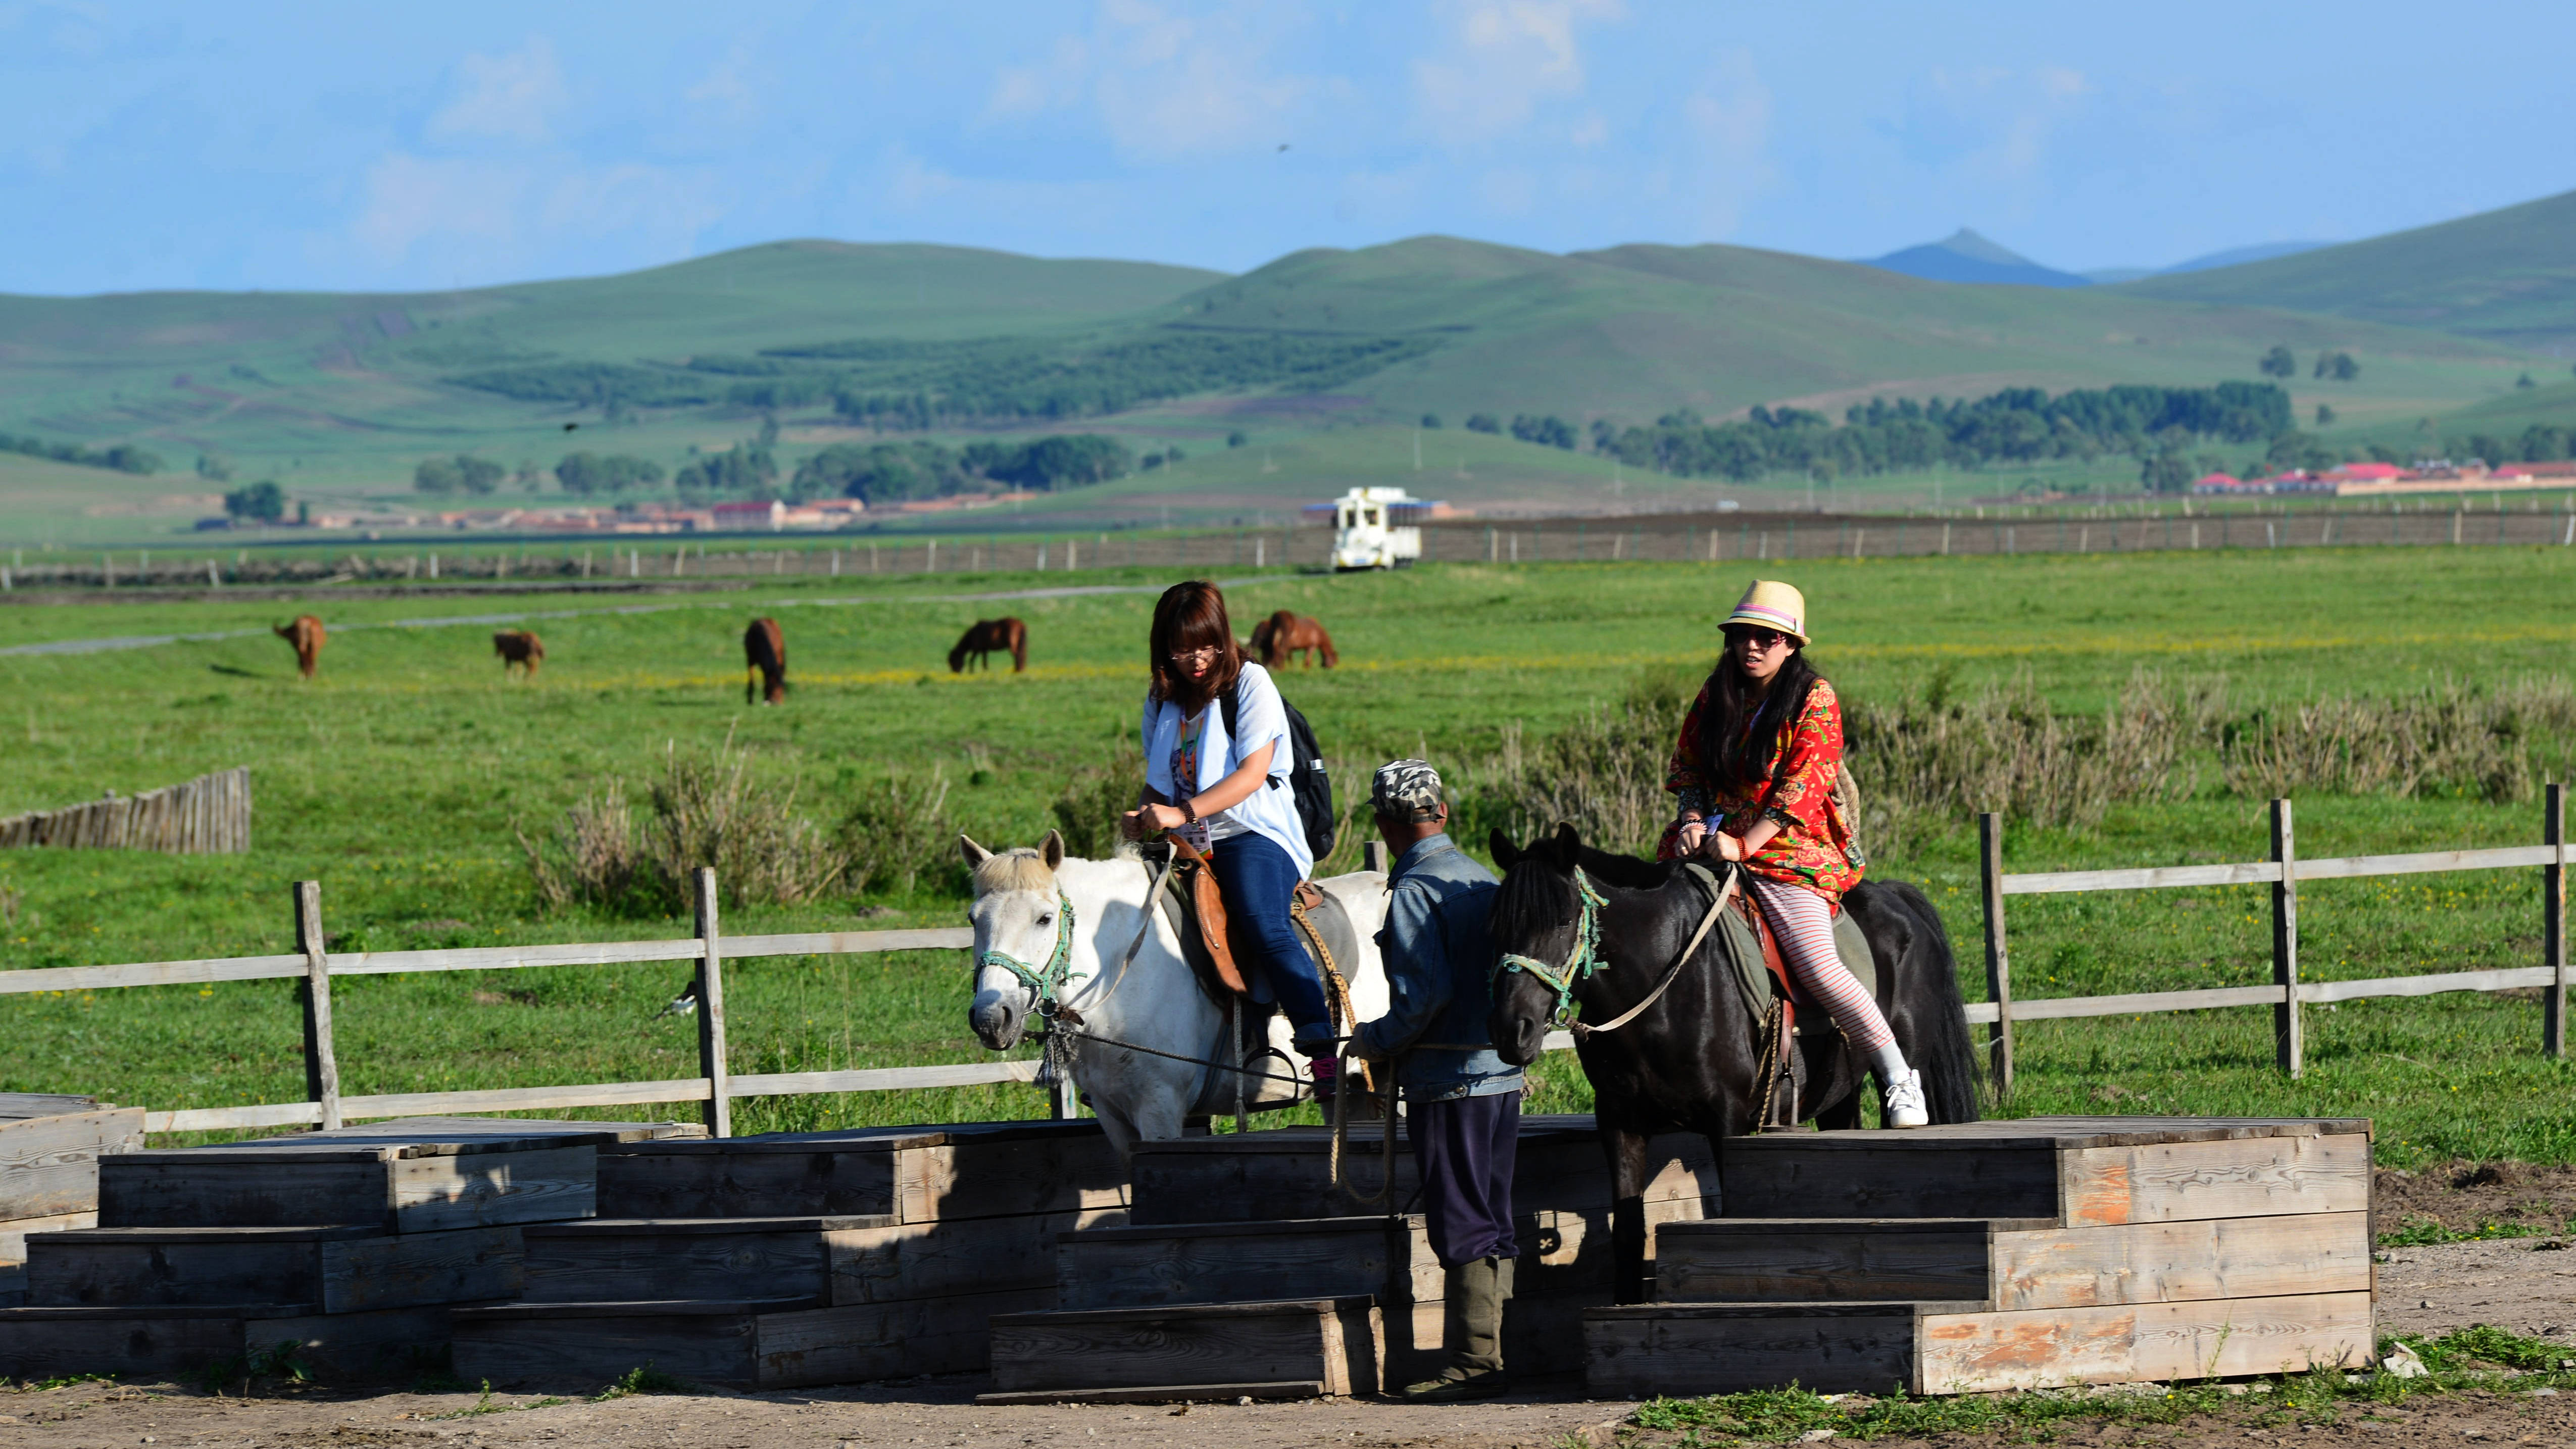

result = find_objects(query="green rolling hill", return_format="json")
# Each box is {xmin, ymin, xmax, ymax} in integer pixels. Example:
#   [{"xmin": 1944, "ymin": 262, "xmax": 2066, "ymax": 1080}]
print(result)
[
  {"xmin": 2123, "ymin": 188, "xmax": 2576, "ymax": 351},
  {"xmin": 0, "ymin": 221, "xmax": 2565, "ymax": 540}
]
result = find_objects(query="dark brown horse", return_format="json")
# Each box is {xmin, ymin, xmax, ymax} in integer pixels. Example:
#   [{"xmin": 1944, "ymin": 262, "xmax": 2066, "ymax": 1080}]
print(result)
[
  {"xmin": 1253, "ymin": 610, "xmax": 1337, "ymax": 668},
  {"xmin": 1487, "ymin": 825, "xmax": 1981, "ymax": 1301},
  {"xmin": 493, "ymin": 629, "xmax": 544, "ymax": 679},
  {"xmin": 744, "ymin": 618, "xmax": 787, "ymax": 704},
  {"xmin": 949, "ymin": 618, "xmax": 1027, "ymax": 674},
  {"xmin": 274, "ymin": 615, "xmax": 325, "ymax": 678}
]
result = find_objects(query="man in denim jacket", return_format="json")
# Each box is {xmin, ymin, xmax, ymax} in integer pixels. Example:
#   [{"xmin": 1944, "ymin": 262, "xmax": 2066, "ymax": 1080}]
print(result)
[{"xmin": 1350, "ymin": 759, "xmax": 1523, "ymax": 1402}]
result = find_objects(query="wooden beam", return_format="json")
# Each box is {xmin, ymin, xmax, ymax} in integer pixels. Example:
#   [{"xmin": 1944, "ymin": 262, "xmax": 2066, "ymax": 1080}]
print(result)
[
  {"xmin": 730, "ymin": 1062, "xmax": 1040, "ymax": 1096},
  {"xmin": 295, "ymin": 881, "xmax": 342, "ymax": 1131},
  {"xmin": 2000, "ymin": 861, "xmax": 2282, "ymax": 895},
  {"xmin": 694, "ymin": 869, "xmax": 731, "ymax": 1139},
  {"xmin": 2549, "ymin": 782, "xmax": 2567, "ymax": 1060},
  {"xmin": 2271, "ymin": 799, "xmax": 2301, "ymax": 1078},
  {"xmin": 1978, "ymin": 813, "xmax": 2014, "ymax": 1100}
]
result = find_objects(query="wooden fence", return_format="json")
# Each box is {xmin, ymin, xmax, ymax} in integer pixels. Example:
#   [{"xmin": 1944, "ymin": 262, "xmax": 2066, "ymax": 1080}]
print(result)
[
  {"xmin": 0, "ymin": 845, "xmax": 1574, "ymax": 1140},
  {"xmin": 0, "ymin": 766, "xmax": 250, "ymax": 854},
  {"xmin": 1973, "ymin": 786, "xmax": 2570, "ymax": 1095}
]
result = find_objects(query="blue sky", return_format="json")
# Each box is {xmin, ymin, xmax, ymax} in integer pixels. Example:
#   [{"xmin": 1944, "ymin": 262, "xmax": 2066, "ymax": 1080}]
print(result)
[{"xmin": 4, "ymin": 0, "xmax": 2569, "ymax": 296}]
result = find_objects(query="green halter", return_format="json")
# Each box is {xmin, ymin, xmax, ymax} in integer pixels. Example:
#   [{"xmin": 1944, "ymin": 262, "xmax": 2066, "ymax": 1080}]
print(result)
[
  {"xmin": 978, "ymin": 891, "xmax": 1078, "ymax": 1014},
  {"xmin": 1493, "ymin": 866, "xmax": 1609, "ymax": 1028}
]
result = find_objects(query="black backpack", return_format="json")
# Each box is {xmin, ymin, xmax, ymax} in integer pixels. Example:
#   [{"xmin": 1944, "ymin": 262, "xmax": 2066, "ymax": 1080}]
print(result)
[{"xmin": 1222, "ymin": 681, "xmax": 1338, "ymax": 862}]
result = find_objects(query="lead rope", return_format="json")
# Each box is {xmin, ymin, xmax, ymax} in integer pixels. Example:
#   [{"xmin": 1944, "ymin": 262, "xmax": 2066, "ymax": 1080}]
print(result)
[{"xmin": 1329, "ymin": 1040, "xmax": 1403, "ymax": 1208}]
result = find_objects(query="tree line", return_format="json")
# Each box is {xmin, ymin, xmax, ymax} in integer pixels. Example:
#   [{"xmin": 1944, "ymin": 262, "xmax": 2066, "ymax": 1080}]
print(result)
[
  {"xmin": 405, "ymin": 431, "xmax": 1137, "ymax": 507},
  {"xmin": 1, "ymin": 431, "xmax": 162, "ymax": 475}
]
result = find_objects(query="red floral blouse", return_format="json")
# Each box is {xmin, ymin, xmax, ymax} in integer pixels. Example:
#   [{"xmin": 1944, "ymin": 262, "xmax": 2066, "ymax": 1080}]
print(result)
[{"xmin": 1657, "ymin": 677, "xmax": 1865, "ymax": 901}]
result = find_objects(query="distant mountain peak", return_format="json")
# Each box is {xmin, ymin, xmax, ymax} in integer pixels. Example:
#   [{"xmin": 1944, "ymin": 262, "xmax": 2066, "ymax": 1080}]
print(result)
[{"xmin": 1861, "ymin": 230, "xmax": 2091, "ymax": 289}]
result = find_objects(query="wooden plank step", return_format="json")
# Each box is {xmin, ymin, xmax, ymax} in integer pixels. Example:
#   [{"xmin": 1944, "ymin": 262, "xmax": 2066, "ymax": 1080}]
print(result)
[
  {"xmin": 450, "ymin": 1285, "xmax": 1048, "ymax": 1390},
  {"xmin": 1128, "ymin": 1119, "xmax": 1717, "ymax": 1226},
  {"xmin": 1059, "ymin": 1198, "xmax": 1706, "ymax": 1312},
  {"xmin": 100, "ymin": 1136, "xmax": 606, "ymax": 1233},
  {"xmin": 0, "ymin": 1108, "xmax": 145, "ymax": 1221},
  {"xmin": 1584, "ymin": 1290, "xmax": 2377, "ymax": 1396},
  {"xmin": 1657, "ymin": 1212, "xmax": 2371, "ymax": 1309},
  {"xmin": 23, "ymin": 1224, "xmax": 521, "ymax": 1312},
  {"xmin": 1717, "ymin": 1117, "xmax": 2370, "ymax": 1224},
  {"xmin": 521, "ymin": 1216, "xmax": 889, "ymax": 1303},
  {"xmin": 0, "ymin": 1302, "xmax": 461, "ymax": 1382},
  {"xmin": 0, "ymin": 1213, "xmax": 94, "ymax": 1310},
  {"xmin": 596, "ymin": 1121, "xmax": 1125, "ymax": 1223},
  {"xmin": 0, "ymin": 1093, "xmax": 104, "ymax": 1122},
  {"xmin": 977, "ymin": 1380, "xmax": 1326, "ymax": 1406},
  {"xmin": 988, "ymin": 1297, "xmax": 1381, "ymax": 1397}
]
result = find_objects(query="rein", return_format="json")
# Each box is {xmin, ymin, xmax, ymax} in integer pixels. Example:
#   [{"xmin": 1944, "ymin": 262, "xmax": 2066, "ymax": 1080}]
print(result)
[{"xmin": 1494, "ymin": 862, "xmax": 1737, "ymax": 1037}]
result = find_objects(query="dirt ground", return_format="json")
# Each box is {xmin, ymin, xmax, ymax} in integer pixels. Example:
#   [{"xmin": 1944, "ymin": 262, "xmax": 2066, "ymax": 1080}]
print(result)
[{"xmin": 5, "ymin": 1168, "xmax": 2573, "ymax": 1449}]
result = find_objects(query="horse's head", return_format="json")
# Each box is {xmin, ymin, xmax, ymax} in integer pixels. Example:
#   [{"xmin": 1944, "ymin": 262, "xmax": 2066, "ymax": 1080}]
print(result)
[
  {"xmin": 1485, "ymin": 823, "xmax": 1592, "ymax": 1066},
  {"xmin": 959, "ymin": 829, "xmax": 1068, "ymax": 1050},
  {"xmin": 947, "ymin": 642, "xmax": 968, "ymax": 674}
]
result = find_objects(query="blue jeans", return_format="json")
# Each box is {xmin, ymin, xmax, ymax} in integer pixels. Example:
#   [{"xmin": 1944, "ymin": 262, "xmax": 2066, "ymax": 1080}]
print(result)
[{"xmin": 1210, "ymin": 831, "xmax": 1332, "ymax": 1052}]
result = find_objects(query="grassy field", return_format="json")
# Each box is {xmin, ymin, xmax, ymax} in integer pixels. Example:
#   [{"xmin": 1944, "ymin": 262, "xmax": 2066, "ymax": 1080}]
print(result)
[{"xmin": 4, "ymin": 546, "xmax": 2574, "ymax": 1163}]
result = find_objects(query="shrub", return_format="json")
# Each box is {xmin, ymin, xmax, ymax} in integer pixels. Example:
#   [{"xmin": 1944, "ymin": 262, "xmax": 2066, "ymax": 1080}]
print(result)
[
  {"xmin": 840, "ymin": 767, "xmax": 961, "ymax": 897},
  {"xmin": 1050, "ymin": 739, "xmax": 1145, "ymax": 861},
  {"xmin": 518, "ymin": 740, "xmax": 847, "ymax": 913}
]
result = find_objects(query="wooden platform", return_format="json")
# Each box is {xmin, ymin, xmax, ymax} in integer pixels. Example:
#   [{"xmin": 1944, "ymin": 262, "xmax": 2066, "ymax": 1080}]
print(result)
[
  {"xmin": 1588, "ymin": 1117, "xmax": 2377, "ymax": 1397},
  {"xmin": 0, "ymin": 1105, "xmax": 144, "ymax": 1221},
  {"xmin": 0, "ymin": 1302, "xmax": 456, "ymax": 1381},
  {"xmin": 1127, "ymin": 1116, "xmax": 1717, "ymax": 1226},
  {"xmin": 986, "ymin": 1298, "xmax": 1381, "ymax": 1400},
  {"xmin": 594, "ymin": 1120, "xmax": 1126, "ymax": 1222},
  {"xmin": 450, "ymin": 1287, "xmax": 1050, "ymax": 1390},
  {"xmin": 23, "ymin": 1224, "xmax": 522, "ymax": 1311},
  {"xmin": 450, "ymin": 1121, "xmax": 1130, "ymax": 1390},
  {"xmin": 99, "ymin": 1118, "xmax": 697, "ymax": 1233}
]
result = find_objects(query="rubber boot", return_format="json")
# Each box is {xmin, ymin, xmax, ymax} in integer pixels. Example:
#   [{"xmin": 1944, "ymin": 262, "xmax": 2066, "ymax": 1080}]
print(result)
[{"xmin": 1402, "ymin": 1256, "xmax": 1514, "ymax": 1401}]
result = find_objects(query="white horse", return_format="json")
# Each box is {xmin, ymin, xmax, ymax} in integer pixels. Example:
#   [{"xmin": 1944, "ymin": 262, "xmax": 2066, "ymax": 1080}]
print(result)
[{"xmin": 960, "ymin": 830, "xmax": 1390, "ymax": 1162}]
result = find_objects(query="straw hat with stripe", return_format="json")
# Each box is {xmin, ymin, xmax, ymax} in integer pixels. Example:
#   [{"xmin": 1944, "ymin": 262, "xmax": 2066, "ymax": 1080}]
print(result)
[{"xmin": 1722, "ymin": 579, "xmax": 1808, "ymax": 645}]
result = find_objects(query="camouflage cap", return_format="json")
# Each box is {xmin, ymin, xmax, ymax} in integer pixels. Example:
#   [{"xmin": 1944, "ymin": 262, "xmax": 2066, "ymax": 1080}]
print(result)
[{"xmin": 1370, "ymin": 759, "xmax": 1445, "ymax": 821}]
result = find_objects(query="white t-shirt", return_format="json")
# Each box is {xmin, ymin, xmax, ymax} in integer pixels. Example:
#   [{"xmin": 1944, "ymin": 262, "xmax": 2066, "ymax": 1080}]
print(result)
[{"xmin": 1141, "ymin": 661, "xmax": 1313, "ymax": 878}]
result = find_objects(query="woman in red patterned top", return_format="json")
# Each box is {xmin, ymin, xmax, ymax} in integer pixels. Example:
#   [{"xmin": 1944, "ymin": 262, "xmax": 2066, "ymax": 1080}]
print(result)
[{"xmin": 1660, "ymin": 579, "xmax": 1927, "ymax": 1129}]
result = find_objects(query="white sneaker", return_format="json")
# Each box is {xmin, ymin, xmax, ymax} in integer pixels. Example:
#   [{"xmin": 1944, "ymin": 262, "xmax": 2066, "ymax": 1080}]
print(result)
[{"xmin": 1881, "ymin": 1068, "xmax": 1929, "ymax": 1129}]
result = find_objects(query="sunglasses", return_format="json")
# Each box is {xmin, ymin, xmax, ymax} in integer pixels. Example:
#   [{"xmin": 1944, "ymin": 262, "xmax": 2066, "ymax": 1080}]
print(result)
[{"xmin": 1729, "ymin": 628, "xmax": 1794, "ymax": 652}]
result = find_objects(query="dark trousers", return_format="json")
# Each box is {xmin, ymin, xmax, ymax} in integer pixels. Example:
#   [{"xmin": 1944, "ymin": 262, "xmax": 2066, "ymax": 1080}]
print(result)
[
  {"xmin": 1407, "ymin": 1089, "xmax": 1522, "ymax": 1267},
  {"xmin": 1210, "ymin": 830, "xmax": 1331, "ymax": 1045}
]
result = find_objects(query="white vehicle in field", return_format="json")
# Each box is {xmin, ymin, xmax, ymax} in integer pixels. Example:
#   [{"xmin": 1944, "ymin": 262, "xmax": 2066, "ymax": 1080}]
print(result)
[{"xmin": 1323, "ymin": 487, "xmax": 1433, "ymax": 570}]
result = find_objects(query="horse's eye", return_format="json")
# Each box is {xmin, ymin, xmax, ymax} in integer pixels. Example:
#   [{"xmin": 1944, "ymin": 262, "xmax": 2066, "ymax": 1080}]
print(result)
[{"xmin": 1035, "ymin": 914, "xmax": 1053, "ymax": 928}]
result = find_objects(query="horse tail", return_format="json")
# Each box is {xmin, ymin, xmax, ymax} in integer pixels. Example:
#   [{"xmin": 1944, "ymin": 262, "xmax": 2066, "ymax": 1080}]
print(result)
[{"xmin": 1865, "ymin": 878, "xmax": 1984, "ymax": 1123}]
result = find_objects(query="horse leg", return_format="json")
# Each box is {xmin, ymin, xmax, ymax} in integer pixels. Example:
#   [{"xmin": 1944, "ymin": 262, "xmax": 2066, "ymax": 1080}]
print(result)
[{"xmin": 1599, "ymin": 1120, "xmax": 1654, "ymax": 1304}]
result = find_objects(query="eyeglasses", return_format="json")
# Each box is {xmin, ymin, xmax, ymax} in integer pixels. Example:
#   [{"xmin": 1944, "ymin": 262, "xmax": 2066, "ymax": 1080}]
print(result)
[
  {"xmin": 1165, "ymin": 645, "xmax": 1220, "ymax": 666},
  {"xmin": 1730, "ymin": 628, "xmax": 1793, "ymax": 652}
]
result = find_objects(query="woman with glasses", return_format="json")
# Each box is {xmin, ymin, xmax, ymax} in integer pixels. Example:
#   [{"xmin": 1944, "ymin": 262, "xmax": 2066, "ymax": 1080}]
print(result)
[
  {"xmin": 1660, "ymin": 579, "xmax": 1927, "ymax": 1129},
  {"xmin": 1121, "ymin": 581, "xmax": 1341, "ymax": 1095}
]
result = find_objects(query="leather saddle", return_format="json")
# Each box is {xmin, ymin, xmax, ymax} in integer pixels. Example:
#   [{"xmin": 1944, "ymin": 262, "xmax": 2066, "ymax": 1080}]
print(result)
[{"xmin": 1149, "ymin": 839, "xmax": 1370, "ymax": 1116}]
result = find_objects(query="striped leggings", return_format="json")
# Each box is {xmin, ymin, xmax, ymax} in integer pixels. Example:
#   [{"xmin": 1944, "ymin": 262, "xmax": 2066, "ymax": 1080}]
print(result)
[{"xmin": 1747, "ymin": 875, "xmax": 1894, "ymax": 1053}]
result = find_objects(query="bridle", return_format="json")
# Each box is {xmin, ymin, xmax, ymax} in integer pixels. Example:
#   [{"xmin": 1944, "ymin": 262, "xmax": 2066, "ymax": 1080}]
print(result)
[
  {"xmin": 977, "ymin": 891, "xmax": 1078, "ymax": 1018},
  {"xmin": 1493, "ymin": 860, "xmax": 1736, "ymax": 1036},
  {"xmin": 1493, "ymin": 866, "xmax": 1610, "ymax": 1029}
]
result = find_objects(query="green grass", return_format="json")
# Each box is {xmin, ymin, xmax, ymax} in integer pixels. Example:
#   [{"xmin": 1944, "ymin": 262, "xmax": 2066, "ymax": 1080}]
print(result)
[
  {"xmin": 5, "ymin": 547, "xmax": 2576, "ymax": 1154},
  {"xmin": 1624, "ymin": 1326, "xmax": 2576, "ymax": 1444}
]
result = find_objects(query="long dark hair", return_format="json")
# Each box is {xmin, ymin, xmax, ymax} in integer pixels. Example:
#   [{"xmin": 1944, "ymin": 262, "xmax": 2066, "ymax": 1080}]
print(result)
[
  {"xmin": 1696, "ymin": 629, "xmax": 1821, "ymax": 790},
  {"xmin": 1147, "ymin": 580, "xmax": 1242, "ymax": 714}
]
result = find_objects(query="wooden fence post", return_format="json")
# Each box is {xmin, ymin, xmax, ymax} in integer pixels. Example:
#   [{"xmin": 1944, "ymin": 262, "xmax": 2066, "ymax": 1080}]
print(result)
[
  {"xmin": 2547, "ymin": 782, "xmax": 2567, "ymax": 1060},
  {"xmin": 2271, "ymin": 797, "xmax": 2302, "ymax": 1077},
  {"xmin": 693, "ymin": 868, "xmax": 732, "ymax": 1138},
  {"xmin": 1977, "ymin": 813, "xmax": 2014, "ymax": 1100},
  {"xmin": 294, "ymin": 880, "xmax": 342, "ymax": 1131}
]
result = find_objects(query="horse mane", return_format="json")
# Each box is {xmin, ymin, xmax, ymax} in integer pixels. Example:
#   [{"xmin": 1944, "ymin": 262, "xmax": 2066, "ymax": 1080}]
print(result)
[
  {"xmin": 970, "ymin": 848, "xmax": 1056, "ymax": 897},
  {"xmin": 1490, "ymin": 833, "xmax": 1678, "ymax": 945}
]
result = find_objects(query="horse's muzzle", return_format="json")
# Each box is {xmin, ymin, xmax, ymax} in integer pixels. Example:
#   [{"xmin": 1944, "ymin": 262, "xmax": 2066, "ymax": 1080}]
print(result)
[
  {"xmin": 970, "ymin": 989, "xmax": 1024, "ymax": 1052},
  {"xmin": 1491, "ymin": 1007, "xmax": 1549, "ymax": 1068}
]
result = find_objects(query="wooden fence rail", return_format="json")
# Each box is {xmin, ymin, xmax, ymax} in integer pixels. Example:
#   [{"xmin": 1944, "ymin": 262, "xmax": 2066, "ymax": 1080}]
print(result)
[
  {"xmin": 6, "ymin": 848, "xmax": 1579, "ymax": 1138},
  {"xmin": 1975, "ymin": 784, "xmax": 2571, "ymax": 1096}
]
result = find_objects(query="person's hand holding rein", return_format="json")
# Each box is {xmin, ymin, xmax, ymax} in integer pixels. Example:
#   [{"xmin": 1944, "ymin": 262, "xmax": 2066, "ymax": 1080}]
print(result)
[{"xmin": 1120, "ymin": 800, "xmax": 1187, "ymax": 840}]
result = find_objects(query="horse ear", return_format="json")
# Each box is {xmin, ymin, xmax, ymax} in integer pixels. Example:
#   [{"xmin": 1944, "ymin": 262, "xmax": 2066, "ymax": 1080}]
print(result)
[
  {"xmin": 1550, "ymin": 822, "xmax": 1582, "ymax": 864},
  {"xmin": 1489, "ymin": 829, "xmax": 1521, "ymax": 869},
  {"xmin": 1039, "ymin": 829, "xmax": 1065, "ymax": 871},
  {"xmin": 958, "ymin": 834, "xmax": 993, "ymax": 868}
]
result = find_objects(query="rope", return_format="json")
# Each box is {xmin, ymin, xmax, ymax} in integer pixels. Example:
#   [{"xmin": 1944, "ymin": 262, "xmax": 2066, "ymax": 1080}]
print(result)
[
  {"xmin": 1492, "ymin": 863, "xmax": 1735, "ymax": 1038},
  {"xmin": 1575, "ymin": 868, "xmax": 1737, "ymax": 1036},
  {"xmin": 1328, "ymin": 1042, "xmax": 1402, "ymax": 1209}
]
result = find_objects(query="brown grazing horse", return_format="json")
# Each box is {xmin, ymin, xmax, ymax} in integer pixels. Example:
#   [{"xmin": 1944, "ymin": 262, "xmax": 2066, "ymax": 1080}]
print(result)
[
  {"xmin": 274, "ymin": 615, "xmax": 325, "ymax": 678},
  {"xmin": 744, "ymin": 618, "xmax": 787, "ymax": 704},
  {"xmin": 1256, "ymin": 610, "xmax": 1337, "ymax": 668},
  {"xmin": 493, "ymin": 630, "xmax": 544, "ymax": 679},
  {"xmin": 949, "ymin": 618, "xmax": 1027, "ymax": 674}
]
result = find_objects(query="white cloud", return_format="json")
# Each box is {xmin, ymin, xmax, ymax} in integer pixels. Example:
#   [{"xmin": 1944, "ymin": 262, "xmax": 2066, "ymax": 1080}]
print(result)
[
  {"xmin": 429, "ymin": 35, "xmax": 568, "ymax": 144},
  {"xmin": 684, "ymin": 37, "xmax": 763, "ymax": 121},
  {"xmin": 1569, "ymin": 112, "xmax": 1609, "ymax": 147},
  {"xmin": 350, "ymin": 154, "xmax": 529, "ymax": 263},
  {"xmin": 348, "ymin": 150, "xmax": 722, "ymax": 271},
  {"xmin": 976, "ymin": 4, "xmax": 1324, "ymax": 164},
  {"xmin": 1413, "ymin": 0, "xmax": 1622, "ymax": 146}
]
